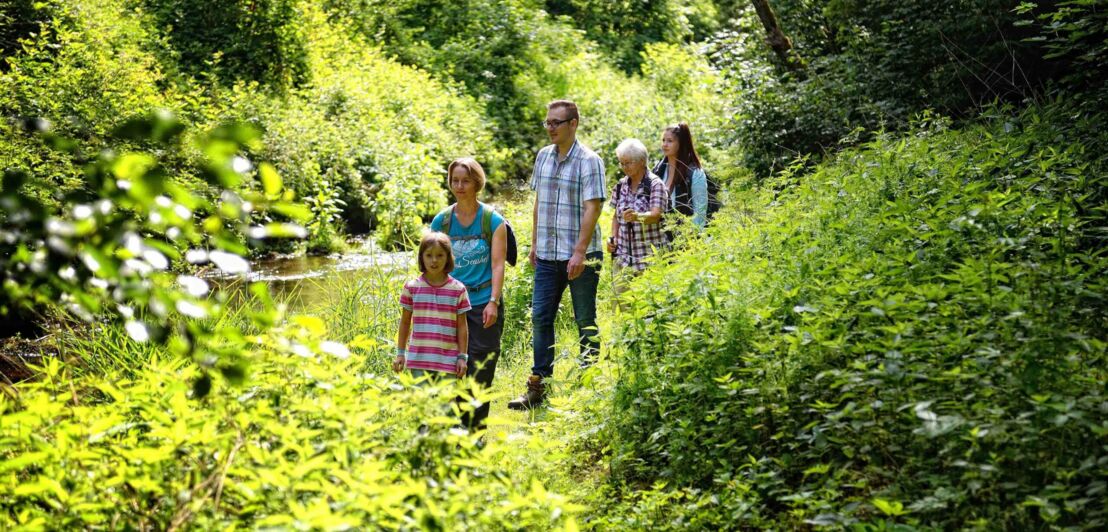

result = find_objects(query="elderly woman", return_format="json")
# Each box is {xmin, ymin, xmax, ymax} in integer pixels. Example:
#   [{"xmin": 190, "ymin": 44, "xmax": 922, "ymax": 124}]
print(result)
[
  {"xmin": 430, "ymin": 157, "xmax": 507, "ymax": 431},
  {"xmin": 605, "ymin": 139, "xmax": 668, "ymax": 307}
]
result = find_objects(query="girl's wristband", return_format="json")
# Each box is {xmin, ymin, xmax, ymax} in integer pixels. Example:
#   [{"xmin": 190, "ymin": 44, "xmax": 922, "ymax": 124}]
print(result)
[
  {"xmin": 395, "ymin": 346, "xmax": 405, "ymax": 358},
  {"xmin": 457, "ymin": 353, "xmax": 468, "ymax": 362}
]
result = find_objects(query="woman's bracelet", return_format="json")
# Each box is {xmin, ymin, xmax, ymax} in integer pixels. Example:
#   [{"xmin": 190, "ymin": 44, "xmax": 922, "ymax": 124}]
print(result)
[
  {"xmin": 395, "ymin": 346, "xmax": 404, "ymax": 358},
  {"xmin": 457, "ymin": 353, "xmax": 468, "ymax": 362}
]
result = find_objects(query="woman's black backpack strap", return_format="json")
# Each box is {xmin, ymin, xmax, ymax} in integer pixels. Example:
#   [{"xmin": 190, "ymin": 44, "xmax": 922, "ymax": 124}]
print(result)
[{"xmin": 477, "ymin": 202, "xmax": 518, "ymax": 267}]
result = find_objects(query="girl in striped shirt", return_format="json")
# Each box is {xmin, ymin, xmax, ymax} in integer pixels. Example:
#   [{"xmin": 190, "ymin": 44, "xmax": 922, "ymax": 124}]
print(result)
[{"xmin": 393, "ymin": 231, "xmax": 471, "ymax": 378}]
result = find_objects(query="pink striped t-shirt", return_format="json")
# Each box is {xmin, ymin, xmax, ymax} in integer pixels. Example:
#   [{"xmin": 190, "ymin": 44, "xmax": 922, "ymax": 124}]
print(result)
[{"xmin": 399, "ymin": 275, "xmax": 471, "ymax": 373}]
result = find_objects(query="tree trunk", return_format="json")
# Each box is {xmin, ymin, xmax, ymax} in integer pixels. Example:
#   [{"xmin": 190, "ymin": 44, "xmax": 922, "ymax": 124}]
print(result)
[{"xmin": 750, "ymin": 0, "xmax": 802, "ymax": 70}]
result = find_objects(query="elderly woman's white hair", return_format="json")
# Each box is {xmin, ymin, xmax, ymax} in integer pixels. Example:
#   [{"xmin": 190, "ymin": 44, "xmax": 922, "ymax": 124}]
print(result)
[{"xmin": 615, "ymin": 138, "xmax": 649, "ymax": 166}]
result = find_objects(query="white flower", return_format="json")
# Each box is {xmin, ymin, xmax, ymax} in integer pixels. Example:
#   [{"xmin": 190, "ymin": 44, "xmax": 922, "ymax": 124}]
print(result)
[
  {"xmin": 232, "ymin": 156, "xmax": 253, "ymax": 174},
  {"xmin": 142, "ymin": 248, "xmax": 169, "ymax": 270},
  {"xmin": 73, "ymin": 204, "xmax": 93, "ymax": 220}
]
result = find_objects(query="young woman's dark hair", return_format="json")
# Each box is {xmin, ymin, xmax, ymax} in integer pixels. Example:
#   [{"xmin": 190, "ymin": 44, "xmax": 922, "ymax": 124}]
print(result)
[{"xmin": 663, "ymin": 123, "xmax": 702, "ymax": 187}]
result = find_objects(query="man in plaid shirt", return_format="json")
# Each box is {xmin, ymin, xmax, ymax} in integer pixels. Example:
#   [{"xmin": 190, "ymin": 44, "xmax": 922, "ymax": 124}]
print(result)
[{"xmin": 508, "ymin": 100, "xmax": 606, "ymax": 411}]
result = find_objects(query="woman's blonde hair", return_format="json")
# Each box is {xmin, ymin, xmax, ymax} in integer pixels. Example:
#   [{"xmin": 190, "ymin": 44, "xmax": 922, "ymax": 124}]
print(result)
[
  {"xmin": 447, "ymin": 157, "xmax": 487, "ymax": 192},
  {"xmin": 417, "ymin": 231, "xmax": 455, "ymax": 274}
]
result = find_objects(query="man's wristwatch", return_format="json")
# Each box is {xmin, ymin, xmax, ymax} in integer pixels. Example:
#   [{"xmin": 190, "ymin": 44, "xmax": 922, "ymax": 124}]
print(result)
[{"xmin": 489, "ymin": 296, "xmax": 499, "ymax": 305}]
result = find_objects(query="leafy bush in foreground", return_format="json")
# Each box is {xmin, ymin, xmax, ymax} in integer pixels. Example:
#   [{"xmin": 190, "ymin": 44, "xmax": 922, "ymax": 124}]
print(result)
[
  {"xmin": 0, "ymin": 322, "xmax": 580, "ymax": 529},
  {"xmin": 1, "ymin": 112, "xmax": 309, "ymax": 382},
  {"xmin": 600, "ymin": 99, "xmax": 1108, "ymax": 529},
  {"xmin": 0, "ymin": 115, "xmax": 578, "ymax": 529}
]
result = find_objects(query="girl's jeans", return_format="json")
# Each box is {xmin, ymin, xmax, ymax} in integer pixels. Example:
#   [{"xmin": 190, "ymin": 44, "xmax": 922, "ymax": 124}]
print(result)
[{"xmin": 531, "ymin": 251, "xmax": 602, "ymax": 377}]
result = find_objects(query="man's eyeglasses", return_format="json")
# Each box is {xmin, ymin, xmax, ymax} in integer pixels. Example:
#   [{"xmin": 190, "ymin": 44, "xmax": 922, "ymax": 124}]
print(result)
[{"xmin": 542, "ymin": 118, "xmax": 572, "ymax": 129}]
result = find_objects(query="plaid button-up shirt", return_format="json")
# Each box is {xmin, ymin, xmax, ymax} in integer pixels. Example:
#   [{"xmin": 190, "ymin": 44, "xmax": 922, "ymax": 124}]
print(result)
[
  {"xmin": 610, "ymin": 173, "xmax": 668, "ymax": 270},
  {"xmin": 530, "ymin": 140, "xmax": 607, "ymax": 261}
]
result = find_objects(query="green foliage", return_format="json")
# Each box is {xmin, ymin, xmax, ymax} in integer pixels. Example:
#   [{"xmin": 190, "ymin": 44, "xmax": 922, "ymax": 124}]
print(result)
[
  {"xmin": 601, "ymin": 99, "xmax": 1108, "ymax": 528},
  {"xmin": 302, "ymin": 176, "xmax": 347, "ymax": 254},
  {"xmin": 245, "ymin": 5, "xmax": 502, "ymax": 249},
  {"xmin": 0, "ymin": 112, "xmax": 309, "ymax": 385},
  {"xmin": 0, "ymin": 116, "xmax": 581, "ymax": 530},
  {"xmin": 0, "ymin": 324, "xmax": 582, "ymax": 529},
  {"xmin": 0, "ymin": 0, "xmax": 247, "ymax": 248},
  {"xmin": 0, "ymin": 0, "xmax": 183, "ymax": 140},
  {"xmin": 144, "ymin": 0, "xmax": 310, "ymax": 90},
  {"xmin": 710, "ymin": 0, "xmax": 1049, "ymax": 176},
  {"xmin": 1016, "ymin": 0, "xmax": 1108, "ymax": 87},
  {"xmin": 545, "ymin": 0, "xmax": 719, "ymax": 72},
  {"xmin": 323, "ymin": 0, "xmax": 554, "ymax": 178},
  {"xmin": 0, "ymin": 0, "xmax": 47, "ymax": 66},
  {"xmin": 0, "ymin": 0, "xmax": 508, "ymax": 249},
  {"xmin": 325, "ymin": 0, "xmax": 732, "ymax": 182},
  {"xmin": 816, "ymin": 0, "xmax": 1033, "ymax": 110},
  {"xmin": 0, "ymin": 187, "xmax": 585, "ymax": 528}
]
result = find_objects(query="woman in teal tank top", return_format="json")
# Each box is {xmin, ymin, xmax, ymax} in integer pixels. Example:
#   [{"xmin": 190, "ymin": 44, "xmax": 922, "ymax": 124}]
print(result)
[{"xmin": 430, "ymin": 157, "xmax": 507, "ymax": 431}]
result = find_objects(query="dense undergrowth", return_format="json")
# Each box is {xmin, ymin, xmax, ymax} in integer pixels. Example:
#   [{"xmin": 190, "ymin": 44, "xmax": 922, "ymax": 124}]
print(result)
[
  {"xmin": 1, "ymin": 320, "xmax": 583, "ymax": 529},
  {"xmin": 593, "ymin": 96, "xmax": 1108, "ymax": 528},
  {"xmin": 3, "ymin": 0, "xmax": 1108, "ymax": 529}
]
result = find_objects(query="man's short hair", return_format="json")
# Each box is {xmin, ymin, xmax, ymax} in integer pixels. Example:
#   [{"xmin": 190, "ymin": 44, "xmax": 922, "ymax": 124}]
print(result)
[
  {"xmin": 615, "ymin": 138, "xmax": 649, "ymax": 166},
  {"xmin": 547, "ymin": 99, "xmax": 579, "ymax": 122}
]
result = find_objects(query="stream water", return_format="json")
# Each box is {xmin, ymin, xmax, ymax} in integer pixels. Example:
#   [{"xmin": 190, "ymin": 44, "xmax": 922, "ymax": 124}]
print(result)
[
  {"xmin": 210, "ymin": 185, "xmax": 531, "ymax": 311},
  {"xmin": 204, "ymin": 238, "xmax": 411, "ymax": 312}
]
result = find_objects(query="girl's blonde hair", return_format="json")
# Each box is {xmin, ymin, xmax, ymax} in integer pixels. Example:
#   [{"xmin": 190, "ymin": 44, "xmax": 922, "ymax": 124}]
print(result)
[
  {"xmin": 447, "ymin": 157, "xmax": 487, "ymax": 192},
  {"xmin": 417, "ymin": 231, "xmax": 455, "ymax": 274}
]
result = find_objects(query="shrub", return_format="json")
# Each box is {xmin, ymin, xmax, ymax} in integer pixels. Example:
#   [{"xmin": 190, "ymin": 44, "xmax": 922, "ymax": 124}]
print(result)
[
  {"xmin": 0, "ymin": 0, "xmax": 48, "ymax": 67},
  {"xmin": 0, "ymin": 0, "xmax": 510, "ymax": 251},
  {"xmin": 143, "ymin": 0, "xmax": 311, "ymax": 91},
  {"xmin": 0, "ymin": 0, "xmax": 187, "ymax": 194},
  {"xmin": 1016, "ymin": 0, "xmax": 1108, "ymax": 88},
  {"xmin": 544, "ymin": 0, "xmax": 719, "ymax": 72},
  {"xmin": 0, "ymin": 110, "xmax": 580, "ymax": 532},
  {"xmin": 710, "ymin": 0, "xmax": 1051, "ymax": 177},
  {"xmin": 0, "ymin": 112, "xmax": 311, "ymax": 385},
  {"xmin": 603, "ymin": 99, "xmax": 1108, "ymax": 528},
  {"xmin": 0, "ymin": 323, "xmax": 582, "ymax": 529},
  {"xmin": 253, "ymin": 6, "xmax": 506, "ymax": 249},
  {"xmin": 322, "ymin": 0, "xmax": 566, "ymax": 180}
]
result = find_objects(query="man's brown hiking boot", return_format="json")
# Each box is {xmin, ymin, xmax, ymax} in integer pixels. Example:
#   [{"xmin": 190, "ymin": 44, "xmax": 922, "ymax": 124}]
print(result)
[{"xmin": 507, "ymin": 374, "xmax": 545, "ymax": 410}]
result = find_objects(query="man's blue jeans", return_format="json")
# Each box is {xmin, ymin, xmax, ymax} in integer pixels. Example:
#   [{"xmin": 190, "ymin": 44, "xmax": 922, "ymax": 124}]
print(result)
[{"xmin": 531, "ymin": 251, "xmax": 602, "ymax": 378}]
